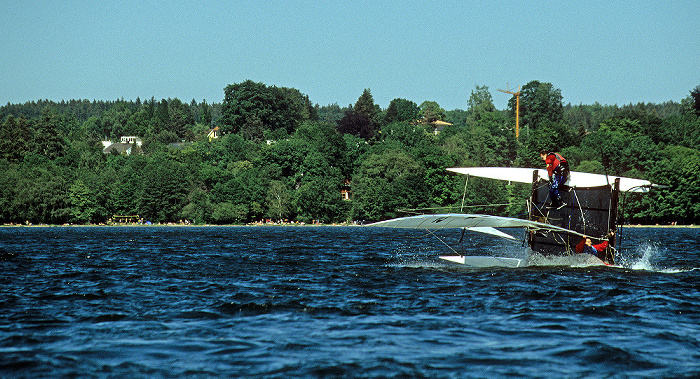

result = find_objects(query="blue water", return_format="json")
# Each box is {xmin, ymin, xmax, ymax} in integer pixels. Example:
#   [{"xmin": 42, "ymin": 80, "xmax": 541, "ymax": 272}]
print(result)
[{"xmin": 1, "ymin": 226, "xmax": 699, "ymax": 378}]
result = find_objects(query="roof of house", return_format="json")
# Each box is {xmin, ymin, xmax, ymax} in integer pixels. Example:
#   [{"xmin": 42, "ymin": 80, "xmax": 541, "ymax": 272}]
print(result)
[{"xmin": 103, "ymin": 143, "xmax": 140, "ymax": 155}]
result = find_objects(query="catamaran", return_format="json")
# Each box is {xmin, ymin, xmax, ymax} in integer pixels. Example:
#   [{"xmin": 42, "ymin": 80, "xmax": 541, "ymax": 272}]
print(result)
[{"xmin": 367, "ymin": 166, "xmax": 661, "ymax": 268}]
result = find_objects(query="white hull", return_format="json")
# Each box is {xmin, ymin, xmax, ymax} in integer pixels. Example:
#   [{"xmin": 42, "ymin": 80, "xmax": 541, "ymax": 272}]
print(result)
[
  {"xmin": 439, "ymin": 255, "xmax": 523, "ymax": 268},
  {"xmin": 439, "ymin": 253, "xmax": 611, "ymax": 268}
]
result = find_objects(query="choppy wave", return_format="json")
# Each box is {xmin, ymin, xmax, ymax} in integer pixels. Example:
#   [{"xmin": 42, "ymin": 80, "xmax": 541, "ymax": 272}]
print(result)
[{"xmin": 1, "ymin": 226, "xmax": 699, "ymax": 377}]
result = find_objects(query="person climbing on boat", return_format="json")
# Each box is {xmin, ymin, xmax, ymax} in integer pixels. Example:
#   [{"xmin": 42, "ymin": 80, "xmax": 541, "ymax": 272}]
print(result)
[
  {"xmin": 540, "ymin": 150, "xmax": 569, "ymax": 209},
  {"xmin": 576, "ymin": 231, "xmax": 615, "ymax": 263}
]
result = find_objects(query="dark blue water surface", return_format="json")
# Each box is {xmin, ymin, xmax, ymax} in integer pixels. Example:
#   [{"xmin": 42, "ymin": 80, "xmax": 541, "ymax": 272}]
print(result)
[{"xmin": 1, "ymin": 226, "xmax": 699, "ymax": 378}]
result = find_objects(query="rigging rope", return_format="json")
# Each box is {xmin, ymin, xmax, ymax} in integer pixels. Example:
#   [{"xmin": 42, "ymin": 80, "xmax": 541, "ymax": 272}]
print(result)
[
  {"xmin": 572, "ymin": 189, "xmax": 587, "ymax": 233},
  {"xmin": 426, "ymin": 229, "xmax": 459, "ymax": 255},
  {"xmin": 460, "ymin": 175, "xmax": 469, "ymax": 212},
  {"xmin": 398, "ymin": 203, "xmax": 519, "ymax": 215}
]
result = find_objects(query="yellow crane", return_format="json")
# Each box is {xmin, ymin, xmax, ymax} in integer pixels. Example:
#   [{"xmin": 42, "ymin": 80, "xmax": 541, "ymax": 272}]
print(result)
[{"xmin": 498, "ymin": 85, "xmax": 521, "ymax": 140}]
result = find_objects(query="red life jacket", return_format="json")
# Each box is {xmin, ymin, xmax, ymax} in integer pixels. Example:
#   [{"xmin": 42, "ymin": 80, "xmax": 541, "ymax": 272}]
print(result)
[{"xmin": 545, "ymin": 152, "xmax": 568, "ymax": 177}]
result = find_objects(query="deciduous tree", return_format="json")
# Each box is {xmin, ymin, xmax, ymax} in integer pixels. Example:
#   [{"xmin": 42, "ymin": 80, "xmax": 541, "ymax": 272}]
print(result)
[
  {"xmin": 466, "ymin": 85, "xmax": 495, "ymax": 126},
  {"xmin": 266, "ymin": 180, "xmax": 291, "ymax": 221},
  {"xmin": 68, "ymin": 179, "xmax": 98, "ymax": 223},
  {"xmin": 384, "ymin": 98, "xmax": 420, "ymax": 125},
  {"xmin": 336, "ymin": 109, "xmax": 375, "ymax": 140},
  {"xmin": 419, "ymin": 101, "xmax": 446, "ymax": 123},
  {"xmin": 352, "ymin": 149, "xmax": 427, "ymax": 220},
  {"xmin": 515, "ymin": 81, "xmax": 564, "ymax": 131},
  {"xmin": 221, "ymin": 80, "xmax": 314, "ymax": 136}
]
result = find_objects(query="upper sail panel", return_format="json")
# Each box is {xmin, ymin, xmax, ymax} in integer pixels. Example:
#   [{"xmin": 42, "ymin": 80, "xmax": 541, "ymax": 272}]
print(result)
[{"xmin": 447, "ymin": 167, "xmax": 653, "ymax": 193}]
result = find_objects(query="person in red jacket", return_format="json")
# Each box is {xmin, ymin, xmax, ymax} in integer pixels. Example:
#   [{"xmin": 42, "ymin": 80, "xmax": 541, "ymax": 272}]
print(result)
[
  {"xmin": 576, "ymin": 231, "xmax": 615, "ymax": 263},
  {"xmin": 540, "ymin": 150, "xmax": 569, "ymax": 209}
]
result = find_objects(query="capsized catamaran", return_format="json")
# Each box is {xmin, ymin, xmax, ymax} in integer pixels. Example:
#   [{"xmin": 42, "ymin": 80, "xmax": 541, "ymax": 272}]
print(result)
[{"xmin": 367, "ymin": 167, "xmax": 662, "ymax": 268}]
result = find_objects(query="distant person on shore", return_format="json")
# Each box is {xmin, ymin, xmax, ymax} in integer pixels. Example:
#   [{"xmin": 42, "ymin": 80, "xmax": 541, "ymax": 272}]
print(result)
[
  {"xmin": 576, "ymin": 231, "xmax": 615, "ymax": 263},
  {"xmin": 540, "ymin": 150, "xmax": 569, "ymax": 209}
]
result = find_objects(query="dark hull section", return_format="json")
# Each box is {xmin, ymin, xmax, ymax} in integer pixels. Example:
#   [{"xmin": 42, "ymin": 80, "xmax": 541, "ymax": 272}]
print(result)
[{"xmin": 528, "ymin": 171, "xmax": 619, "ymax": 263}]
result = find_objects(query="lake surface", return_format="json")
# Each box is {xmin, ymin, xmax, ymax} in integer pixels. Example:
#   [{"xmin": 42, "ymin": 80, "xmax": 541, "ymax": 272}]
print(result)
[{"xmin": 1, "ymin": 226, "xmax": 699, "ymax": 378}]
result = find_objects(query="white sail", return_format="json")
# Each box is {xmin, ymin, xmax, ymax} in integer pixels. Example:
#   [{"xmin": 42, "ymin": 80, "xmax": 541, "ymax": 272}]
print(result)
[{"xmin": 446, "ymin": 167, "xmax": 655, "ymax": 193}]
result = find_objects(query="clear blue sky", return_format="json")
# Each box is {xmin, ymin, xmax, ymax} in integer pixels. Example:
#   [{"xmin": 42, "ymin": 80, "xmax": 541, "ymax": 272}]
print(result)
[{"xmin": 2, "ymin": 1, "xmax": 698, "ymax": 111}]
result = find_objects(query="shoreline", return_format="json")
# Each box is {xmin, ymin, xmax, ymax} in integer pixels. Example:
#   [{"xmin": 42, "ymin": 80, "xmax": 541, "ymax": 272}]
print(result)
[
  {"xmin": 620, "ymin": 224, "xmax": 698, "ymax": 228},
  {"xmin": 1, "ymin": 223, "xmax": 697, "ymax": 228},
  {"xmin": 0, "ymin": 222, "xmax": 363, "ymax": 228}
]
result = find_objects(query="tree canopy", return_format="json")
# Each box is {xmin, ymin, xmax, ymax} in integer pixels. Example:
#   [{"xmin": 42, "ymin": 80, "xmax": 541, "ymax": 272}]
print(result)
[
  {"xmin": 1, "ymin": 80, "xmax": 698, "ymax": 225},
  {"xmin": 221, "ymin": 80, "xmax": 316, "ymax": 138}
]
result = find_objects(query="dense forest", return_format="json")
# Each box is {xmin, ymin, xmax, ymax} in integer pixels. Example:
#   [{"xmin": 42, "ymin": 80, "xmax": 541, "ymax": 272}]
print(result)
[{"xmin": 1, "ymin": 80, "xmax": 699, "ymax": 225}]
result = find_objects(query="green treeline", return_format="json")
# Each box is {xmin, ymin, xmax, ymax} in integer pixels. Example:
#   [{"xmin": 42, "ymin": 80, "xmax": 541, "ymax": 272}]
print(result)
[{"xmin": 2, "ymin": 81, "xmax": 699, "ymax": 225}]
